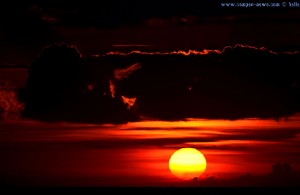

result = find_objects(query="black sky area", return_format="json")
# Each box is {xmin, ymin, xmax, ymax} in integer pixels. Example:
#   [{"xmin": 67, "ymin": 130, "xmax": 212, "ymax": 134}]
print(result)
[
  {"xmin": 1, "ymin": 0, "xmax": 300, "ymax": 66},
  {"xmin": 1, "ymin": 0, "xmax": 296, "ymax": 31},
  {"xmin": 0, "ymin": 1, "xmax": 296, "ymax": 32},
  {"xmin": 1, "ymin": 0, "xmax": 283, "ymax": 23}
]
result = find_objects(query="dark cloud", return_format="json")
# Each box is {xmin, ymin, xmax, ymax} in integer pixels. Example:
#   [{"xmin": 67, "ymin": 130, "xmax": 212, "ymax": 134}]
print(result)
[
  {"xmin": 21, "ymin": 43, "xmax": 139, "ymax": 124},
  {"xmin": 199, "ymin": 165, "xmax": 300, "ymax": 187},
  {"xmin": 17, "ymin": 44, "xmax": 300, "ymax": 123},
  {"xmin": 106, "ymin": 45, "xmax": 300, "ymax": 121}
]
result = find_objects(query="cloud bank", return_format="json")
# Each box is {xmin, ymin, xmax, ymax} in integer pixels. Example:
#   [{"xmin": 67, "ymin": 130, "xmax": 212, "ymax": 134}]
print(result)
[{"xmin": 18, "ymin": 43, "xmax": 300, "ymax": 124}]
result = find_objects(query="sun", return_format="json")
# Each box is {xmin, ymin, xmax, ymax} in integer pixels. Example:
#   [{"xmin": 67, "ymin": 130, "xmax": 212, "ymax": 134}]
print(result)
[{"xmin": 169, "ymin": 148, "xmax": 207, "ymax": 180}]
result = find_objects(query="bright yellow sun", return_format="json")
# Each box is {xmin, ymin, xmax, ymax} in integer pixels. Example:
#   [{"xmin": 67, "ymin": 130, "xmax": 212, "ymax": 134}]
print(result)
[{"xmin": 169, "ymin": 148, "xmax": 207, "ymax": 180}]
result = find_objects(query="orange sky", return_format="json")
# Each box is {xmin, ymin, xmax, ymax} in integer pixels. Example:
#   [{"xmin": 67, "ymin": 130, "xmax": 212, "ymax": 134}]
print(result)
[{"xmin": 1, "ymin": 114, "xmax": 300, "ymax": 186}]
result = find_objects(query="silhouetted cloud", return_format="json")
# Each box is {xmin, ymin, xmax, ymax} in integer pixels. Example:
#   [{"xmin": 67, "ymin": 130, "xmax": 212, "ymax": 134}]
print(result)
[
  {"xmin": 105, "ymin": 44, "xmax": 300, "ymax": 121},
  {"xmin": 22, "ymin": 43, "xmax": 139, "ymax": 124},
  {"xmin": 199, "ymin": 164, "xmax": 300, "ymax": 187},
  {"xmin": 18, "ymin": 43, "xmax": 300, "ymax": 123}
]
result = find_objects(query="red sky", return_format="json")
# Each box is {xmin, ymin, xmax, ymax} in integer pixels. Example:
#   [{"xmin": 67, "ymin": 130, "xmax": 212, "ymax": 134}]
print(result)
[
  {"xmin": 1, "ymin": 1, "xmax": 300, "ymax": 188},
  {"xmin": 1, "ymin": 114, "xmax": 300, "ymax": 186}
]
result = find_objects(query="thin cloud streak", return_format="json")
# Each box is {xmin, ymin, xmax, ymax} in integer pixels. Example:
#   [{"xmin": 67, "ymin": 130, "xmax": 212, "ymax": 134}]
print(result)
[
  {"xmin": 113, "ymin": 62, "xmax": 141, "ymax": 80},
  {"xmin": 112, "ymin": 44, "xmax": 154, "ymax": 47},
  {"xmin": 104, "ymin": 44, "xmax": 299, "ymax": 56}
]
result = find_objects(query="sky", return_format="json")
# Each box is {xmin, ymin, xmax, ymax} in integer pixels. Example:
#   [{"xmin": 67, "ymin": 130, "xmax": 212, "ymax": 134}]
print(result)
[
  {"xmin": 1, "ymin": 0, "xmax": 300, "ymax": 65},
  {"xmin": 1, "ymin": 116, "xmax": 300, "ymax": 187},
  {"xmin": 1, "ymin": 0, "xmax": 300, "ymax": 189}
]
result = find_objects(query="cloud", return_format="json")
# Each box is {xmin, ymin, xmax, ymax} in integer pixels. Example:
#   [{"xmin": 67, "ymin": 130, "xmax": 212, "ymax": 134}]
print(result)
[
  {"xmin": 105, "ymin": 44, "xmax": 297, "ymax": 56},
  {"xmin": 109, "ymin": 80, "xmax": 116, "ymax": 98},
  {"xmin": 20, "ymin": 43, "xmax": 300, "ymax": 124},
  {"xmin": 113, "ymin": 62, "xmax": 142, "ymax": 80},
  {"xmin": 22, "ymin": 43, "xmax": 140, "ymax": 124},
  {"xmin": 104, "ymin": 44, "xmax": 300, "ymax": 121},
  {"xmin": 112, "ymin": 44, "xmax": 154, "ymax": 48},
  {"xmin": 121, "ymin": 96, "xmax": 137, "ymax": 110},
  {"xmin": 198, "ymin": 164, "xmax": 300, "ymax": 187},
  {"xmin": 105, "ymin": 49, "xmax": 222, "ymax": 56},
  {"xmin": 0, "ymin": 83, "xmax": 24, "ymax": 120}
]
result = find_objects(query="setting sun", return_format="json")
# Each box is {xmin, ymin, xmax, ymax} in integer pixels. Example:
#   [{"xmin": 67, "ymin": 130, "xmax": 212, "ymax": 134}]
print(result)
[{"xmin": 169, "ymin": 148, "xmax": 207, "ymax": 180}]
